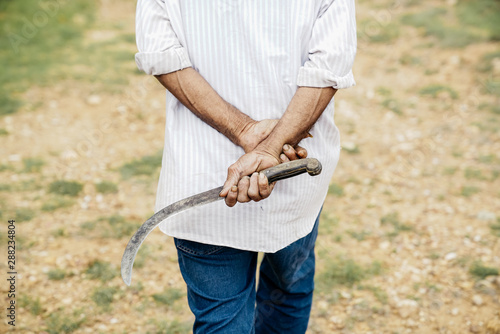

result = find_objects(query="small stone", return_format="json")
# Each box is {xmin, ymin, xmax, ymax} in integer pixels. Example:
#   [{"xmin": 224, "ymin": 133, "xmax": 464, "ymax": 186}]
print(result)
[
  {"xmin": 445, "ymin": 252, "xmax": 457, "ymax": 261},
  {"xmin": 451, "ymin": 308, "xmax": 459, "ymax": 316},
  {"xmin": 472, "ymin": 295, "xmax": 483, "ymax": 306},
  {"xmin": 116, "ymin": 105, "xmax": 128, "ymax": 114},
  {"xmin": 397, "ymin": 299, "xmax": 419, "ymax": 318},
  {"xmin": 342, "ymin": 141, "xmax": 357, "ymax": 151},
  {"xmin": 379, "ymin": 241, "xmax": 390, "ymax": 249},
  {"xmin": 87, "ymin": 95, "xmax": 101, "ymax": 105},
  {"xmin": 470, "ymin": 324, "xmax": 481, "ymax": 333},
  {"xmin": 406, "ymin": 319, "xmax": 418, "ymax": 328},
  {"xmin": 110, "ymin": 318, "xmax": 119, "ymax": 324},
  {"xmin": 477, "ymin": 211, "xmax": 496, "ymax": 221},
  {"xmin": 317, "ymin": 300, "xmax": 328, "ymax": 310},
  {"xmin": 330, "ymin": 316, "xmax": 345, "ymax": 329},
  {"xmin": 8, "ymin": 154, "xmax": 21, "ymax": 162},
  {"xmin": 340, "ymin": 291, "xmax": 352, "ymax": 299}
]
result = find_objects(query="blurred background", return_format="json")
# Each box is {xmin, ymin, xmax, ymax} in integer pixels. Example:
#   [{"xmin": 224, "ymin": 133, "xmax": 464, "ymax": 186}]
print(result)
[{"xmin": 0, "ymin": 0, "xmax": 499, "ymax": 333}]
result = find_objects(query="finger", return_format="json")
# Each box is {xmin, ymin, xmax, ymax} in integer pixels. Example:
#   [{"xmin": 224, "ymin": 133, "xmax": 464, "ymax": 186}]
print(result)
[
  {"xmin": 225, "ymin": 185, "xmax": 238, "ymax": 207},
  {"xmin": 237, "ymin": 176, "xmax": 251, "ymax": 203},
  {"xmin": 294, "ymin": 145, "xmax": 308, "ymax": 159},
  {"xmin": 258, "ymin": 172, "xmax": 273, "ymax": 199},
  {"xmin": 280, "ymin": 153, "xmax": 290, "ymax": 163},
  {"xmin": 220, "ymin": 164, "xmax": 242, "ymax": 197},
  {"xmin": 247, "ymin": 173, "xmax": 262, "ymax": 202},
  {"xmin": 283, "ymin": 144, "xmax": 299, "ymax": 161}
]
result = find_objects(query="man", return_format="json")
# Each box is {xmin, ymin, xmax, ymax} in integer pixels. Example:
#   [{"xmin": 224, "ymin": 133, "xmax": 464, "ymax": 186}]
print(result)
[{"xmin": 135, "ymin": 0, "xmax": 356, "ymax": 332}]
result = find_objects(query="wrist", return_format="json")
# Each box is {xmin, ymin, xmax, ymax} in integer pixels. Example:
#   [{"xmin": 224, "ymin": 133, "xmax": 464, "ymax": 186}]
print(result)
[
  {"xmin": 237, "ymin": 119, "xmax": 258, "ymax": 152},
  {"xmin": 255, "ymin": 138, "xmax": 284, "ymax": 161}
]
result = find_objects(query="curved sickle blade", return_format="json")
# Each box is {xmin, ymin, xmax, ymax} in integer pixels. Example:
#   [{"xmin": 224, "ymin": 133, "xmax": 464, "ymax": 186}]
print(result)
[
  {"xmin": 121, "ymin": 186, "xmax": 223, "ymax": 286},
  {"xmin": 121, "ymin": 158, "xmax": 322, "ymax": 286}
]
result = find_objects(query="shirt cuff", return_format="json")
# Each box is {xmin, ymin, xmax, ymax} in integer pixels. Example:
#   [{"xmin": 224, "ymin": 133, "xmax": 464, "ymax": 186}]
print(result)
[
  {"xmin": 296, "ymin": 67, "xmax": 356, "ymax": 89},
  {"xmin": 135, "ymin": 47, "xmax": 192, "ymax": 75}
]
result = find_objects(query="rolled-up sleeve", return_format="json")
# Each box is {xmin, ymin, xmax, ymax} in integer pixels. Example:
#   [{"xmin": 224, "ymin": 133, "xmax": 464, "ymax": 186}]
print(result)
[
  {"xmin": 135, "ymin": 0, "xmax": 192, "ymax": 75},
  {"xmin": 297, "ymin": 0, "xmax": 357, "ymax": 89}
]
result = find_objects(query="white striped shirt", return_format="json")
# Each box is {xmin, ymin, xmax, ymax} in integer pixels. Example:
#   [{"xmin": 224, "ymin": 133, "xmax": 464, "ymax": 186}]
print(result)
[{"xmin": 135, "ymin": 0, "xmax": 356, "ymax": 252}]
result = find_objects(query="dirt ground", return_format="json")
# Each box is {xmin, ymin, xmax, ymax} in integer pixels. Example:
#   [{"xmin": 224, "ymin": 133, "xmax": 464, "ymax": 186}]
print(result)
[{"xmin": 1, "ymin": 0, "xmax": 499, "ymax": 333}]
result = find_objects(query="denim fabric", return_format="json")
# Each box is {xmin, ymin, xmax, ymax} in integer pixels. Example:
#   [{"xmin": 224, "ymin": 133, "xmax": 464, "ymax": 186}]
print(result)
[{"xmin": 174, "ymin": 212, "xmax": 320, "ymax": 334}]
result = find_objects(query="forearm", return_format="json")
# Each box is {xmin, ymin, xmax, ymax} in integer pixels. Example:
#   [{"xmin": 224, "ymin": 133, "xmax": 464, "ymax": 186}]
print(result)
[
  {"xmin": 256, "ymin": 86, "xmax": 337, "ymax": 157},
  {"xmin": 155, "ymin": 67, "xmax": 254, "ymax": 147}
]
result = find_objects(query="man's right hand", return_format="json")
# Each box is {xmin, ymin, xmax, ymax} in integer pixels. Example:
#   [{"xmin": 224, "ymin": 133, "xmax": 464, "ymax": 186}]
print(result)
[{"xmin": 239, "ymin": 119, "xmax": 308, "ymax": 161}]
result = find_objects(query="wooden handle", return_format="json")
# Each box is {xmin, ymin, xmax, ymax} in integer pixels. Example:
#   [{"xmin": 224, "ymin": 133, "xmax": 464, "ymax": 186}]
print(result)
[{"xmin": 261, "ymin": 158, "xmax": 322, "ymax": 183}]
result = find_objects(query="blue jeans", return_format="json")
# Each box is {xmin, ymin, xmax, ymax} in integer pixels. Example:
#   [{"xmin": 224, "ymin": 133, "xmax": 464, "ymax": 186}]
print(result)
[{"xmin": 174, "ymin": 212, "xmax": 320, "ymax": 334}]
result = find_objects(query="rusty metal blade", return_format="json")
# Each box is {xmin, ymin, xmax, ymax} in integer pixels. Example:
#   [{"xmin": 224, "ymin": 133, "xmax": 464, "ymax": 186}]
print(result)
[{"xmin": 121, "ymin": 186, "xmax": 223, "ymax": 286}]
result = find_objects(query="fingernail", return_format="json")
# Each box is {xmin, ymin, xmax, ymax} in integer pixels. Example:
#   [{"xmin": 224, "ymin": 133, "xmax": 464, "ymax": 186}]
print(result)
[
  {"xmin": 231, "ymin": 185, "xmax": 237, "ymax": 192},
  {"xmin": 280, "ymin": 153, "xmax": 286, "ymax": 161},
  {"xmin": 259, "ymin": 173, "xmax": 265, "ymax": 180},
  {"xmin": 283, "ymin": 144, "xmax": 290, "ymax": 151}
]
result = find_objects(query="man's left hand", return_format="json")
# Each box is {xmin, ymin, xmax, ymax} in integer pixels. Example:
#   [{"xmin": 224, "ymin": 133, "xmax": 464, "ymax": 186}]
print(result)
[{"xmin": 219, "ymin": 145, "xmax": 307, "ymax": 207}]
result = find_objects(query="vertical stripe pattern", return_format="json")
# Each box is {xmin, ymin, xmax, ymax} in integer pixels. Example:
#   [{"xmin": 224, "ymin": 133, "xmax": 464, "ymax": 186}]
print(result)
[{"xmin": 135, "ymin": 0, "xmax": 357, "ymax": 252}]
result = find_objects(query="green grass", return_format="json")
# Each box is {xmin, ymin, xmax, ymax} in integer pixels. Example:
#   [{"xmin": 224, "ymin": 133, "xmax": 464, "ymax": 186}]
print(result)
[
  {"xmin": 22, "ymin": 157, "xmax": 44, "ymax": 173},
  {"xmin": 95, "ymin": 181, "xmax": 118, "ymax": 194},
  {"xmin": 48, "ymin": 180, "xmax": 83, "ymax": 197},
  {"xmin": 0, "ymin": 0, "xmax": 137, "ymax": 115},
  {"xmin": 0, "ymin": 183, "xmax": 11, "ymax": 191},
  {"xmin": 0, "ymin": 0, "xmax": 96, "ymax": 115},
  {"xmin": 19, "ymin": 295, "xmax": 42, "ymax": 315},
  {"xmin": 358, "ymin": 285, "xmax": 388, "ymax": 304},
  {"xmin": 461, "ymin": 186, "xmax": 480, "ymax": 197},
  {"xmin": 478, "ymin": 154, "xmax": 496, "ymax": 164},
  {"xmin": 14, "ymin": 208, "xmax": 36, "ymax": 222},
  {"xmin": 91, "ymin": 286, "xmax": 118, "ymax": 311},
  {"xmin": 328, "ymin": 183, "xmax": 344, "ymax": 197},
  {"xmin": 490, "ymin": 220, "xmax": 500, "ymax": 237},
  {"xmin": 401, "ymin": 7, "xmax": 485, "ymax": 48},
  {"xmin": 147, "ymin": 319, "xmax": 192, "ymax": 334},
  {"xmin": 476, "ymin": 50, "xmax": 500, "ymax": 73},
  {"xmin": 464, "ymin": 168, "xmax": 485, "ymax": 180},
  {"xmin": 119, "ymin": 151, "xmax": 163, "ymax": 179},
  {"xmin": 482, "ymin": 78, "xmax": 500, "ymax": 96},
  {"xmin": 469, "ymin": 262, "xmax": 499, "ymax": 279},
  {"xmin": 152, "ymin": 288, "xmax": 184, "ymax": 306},
  {"xmin": 380, "ymin": 212, "xmax": 413, "ymax": 237},
  {"xmin": 51, "ymin": 227, "xmax": 67, "ymax": 237},
  {"xmin": 359, "ymin": 20, "xmax": 400, "ymax": 43},
  {"xmin": 80, "ymin": 220, "xmax": 96, "ymax": 230},
  {"xmin": 443, "ymin": 167, "xmax": 458, "ymax": 176},
  {"xmin": 85, "ymin": 260, "xmax": 117, "ymax": 282},
  {"xmin": 456, "ymin": 0, "xmax": 500, "ymax": 41},
  {"xmin": 399, "ymin": 54, "xmax": 421, "ymax": 66},
  {"xmin": 45, "ymin": 310, "xmax": 86, "ymax": 334},
  {"xmin": 347, "ymin": 230, "xmax": 371, "ymax": 241},
  {"xmin": 419, "ymin": 84, "xmax": 458, "ymax": 99},
  {"xmin": 102, "ymin": 214, "xmax": 140, "ymax": 239},
  {"xmin": 41, "ymin": 196, "xmax": 75, "ymax": 212},
  {"xmin": 381, "ymin": 98, "xmax": 403, "ymax": 115},
  {"xmin": 0, "ymin": 128, "xmax": 9, "ymax": 136},
  {"xmin": 376, "ymin": 87, "xmax": 392, "ymax": 97},
  {"xmin": 48, "ymin": 268, "xmax": 67, "ymax": 280},
  {"xmin": 80, "ymin": 214, "xmax": 140, "ymax": 238},
  {"xmin": 317, "ymin": 257, "xmax": 383, "ymax": 291}
]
